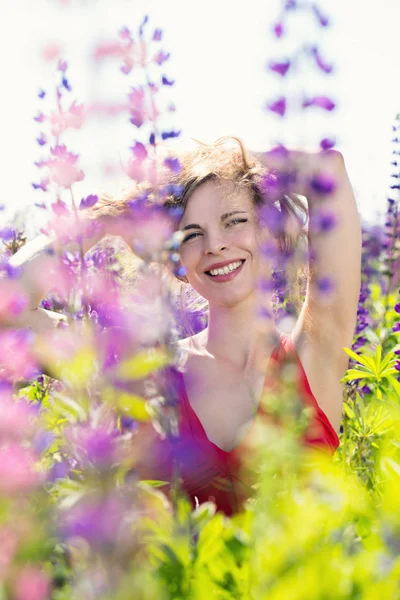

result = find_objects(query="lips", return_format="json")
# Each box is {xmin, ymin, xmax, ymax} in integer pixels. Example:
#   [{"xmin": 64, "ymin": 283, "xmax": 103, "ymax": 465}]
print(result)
[{"xmin": 203, "ymin": 258, "xmax": 246, "ymax": 273}]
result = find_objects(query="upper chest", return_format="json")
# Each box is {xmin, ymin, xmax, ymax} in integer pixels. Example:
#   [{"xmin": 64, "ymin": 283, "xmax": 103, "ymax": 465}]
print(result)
[{"xmin": 181, "ymin": 354, "xmax": 272, "ymax": 452}]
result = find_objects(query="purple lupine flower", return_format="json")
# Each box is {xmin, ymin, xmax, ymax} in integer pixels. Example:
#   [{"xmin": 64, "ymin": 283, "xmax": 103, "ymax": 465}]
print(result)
[
  {"xmin": 310, "ymin": 46, "xmax": 334, "ymax": 74},
  {"xmin": 395, "ymin": 303, "xmax": 400, "ymax": 314},
  {"xmin": 32, "ymin": 179, "xmax": 49, "ymax": 192},
  {"xmin": 309, "ymin": 172, "xmax": 337, "ymax": 195},
  {"xmin": 303, "ymin": 96, "xmax": 336, "ymax": 111},
  {"xmin": 62, "ymin": 77, "xmax": 72, "ymax": 91},
  {"xmin": 273, "ymin": 21, "xmax": 284, "ymax": 38},
  {"xmin": 268, "ymin": 59, "xmax": 291, "ymax": 77},
  {"xmin": 130, "ymin": 141, "xmax": 148, "ymax": 162},
  {"xmin": 161, "ymin": 75, "xmax": 174, "ymax": 86},
  {"xmin": 153, "ymin": 50, "xmax": 170, "ymax": 65},
  {"xmin": 36, "ymin": 132, "xmax": 47, "ymax": 146},
  {"xmin": 149, "ymin": 132, "xmax": 156, "ymax": 145},
  {"xmin": 164, "ymin": 157, "xmax": 181, "ymax": 173},
  {"xmin": 38, "ymin": 89, "xmax": 46, "ymax": 98},
  {"xmin": 161, "ymin": 130, "xmax": 181, "ymax": 140},
  {"xmin": 153, "ymin": 28, "xmax": 163, "ymax": 41},
  {"xmin": 79, "ymin": 194, "xmax": 98, "ymax": 210},
  {"xmin": 0, "ymin": 227, "xmax": 15, "ymax": 241},
  {"xmin": 393, "ymin": 322, "xmax": 400, "ymax": 333},
  {"xmin": 310, "ymin": 208, "xmax": 337, "ymax": 233},
  {"xmin": 57, "ymin": 59, "xmax": 68, "ymax": 72},
  {"xmin": 312, "ymin": 4, "xmax": 330, "ymax": 27},
  {"xmin": 267, "ymin": 97, "xmax": 287, "ymax": 117},
  {"xmin": 317, "ymin": 276, "xmax": 334, "ymax": 295},
  {"xmin": 320, "ymin": 138, "xmax": 336, "ymax": 150}
]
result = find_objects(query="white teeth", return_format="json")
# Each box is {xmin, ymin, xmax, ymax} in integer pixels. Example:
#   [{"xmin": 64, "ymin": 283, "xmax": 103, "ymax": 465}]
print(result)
[{"xmin": 208, "ymin": 260, "xmax": 243, "ymax": 277}]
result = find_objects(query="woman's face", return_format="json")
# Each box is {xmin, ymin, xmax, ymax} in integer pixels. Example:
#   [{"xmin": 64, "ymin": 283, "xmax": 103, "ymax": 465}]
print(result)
[{"xmin": 178, "ymin": 180, "xmax": 272, "ymax": 307}]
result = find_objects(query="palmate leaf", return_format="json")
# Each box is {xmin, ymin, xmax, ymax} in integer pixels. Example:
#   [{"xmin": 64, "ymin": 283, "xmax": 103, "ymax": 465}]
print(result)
[
  {"xmin": 342, "ymin": 347, "xmax": 376, "ymax": 374},
  {"xmin": 340, "ymin": 370, "xmax": 375, "ymax": 383}
]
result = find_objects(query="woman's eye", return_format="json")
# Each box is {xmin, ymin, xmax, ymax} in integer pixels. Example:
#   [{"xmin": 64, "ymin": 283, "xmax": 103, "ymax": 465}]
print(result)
[
  {"xmin": 182, "ymin": 231, "xmax": 202, "ymax": 243},
  {"xmin": 227, "ymin": 218, "xmax": 248, "ymax": 227}
]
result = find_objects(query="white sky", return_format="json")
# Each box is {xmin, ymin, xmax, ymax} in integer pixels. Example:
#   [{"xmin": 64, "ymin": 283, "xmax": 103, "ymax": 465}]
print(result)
[{"xmin": 1, "ymin": 0, "xmax": 399, "ymax": 235}]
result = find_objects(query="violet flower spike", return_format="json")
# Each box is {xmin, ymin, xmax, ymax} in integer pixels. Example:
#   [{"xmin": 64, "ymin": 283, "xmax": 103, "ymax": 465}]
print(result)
[
  {"xmin": 273, "ymin": 22, "xmax": 284, "ymax": 38},
  {"xmin": 310, "ymin": 46, "xmax": 334, "ymax": 74},
  {"xmin": 312, "ymin": 4, "xmax": 330, "ymax": 27},
  {"xmin": 320, "ymin": 138, "xmax": 336, "ymax": 151},
  {"xmin": 79, "ymin": 195, "xmax": 99, "ymax": 210},
  {"xmin": 302, "ymin": 96, "xmax": 336, "ymax": 111},
  {"xmin": 267, "ymin": 97, "xmax": 287, "ymax": 117},
  {"xmin": 268, "ymin": 59, "xmax": 291, "ymax": 77},
  {"xmin": 161, "ymin": 75, "xmax": 175, "ymax": 86}
]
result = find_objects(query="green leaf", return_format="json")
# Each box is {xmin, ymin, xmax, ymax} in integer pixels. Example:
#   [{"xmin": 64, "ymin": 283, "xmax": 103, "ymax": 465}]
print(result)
[
  {"xmin": 140, "ymin": 479, "xmax": 170, "ymax": 487},
  {"xmin": 342, "ymin": 347, "xmax": 375, "ymax": 373},
  {"xmin": 343, "ymin": 402, "xmax": 356, "ymax": 419},
  {"xmin": 116, "ymin": 392, "xmax": 151, "ymax": 422},
  {"xmin": 340, "ymin": 370, "xmax": 375, "ymax": 382},
  {"xmin": 117, "ymin": 348, "xmax": 170, "ymax": 380}
]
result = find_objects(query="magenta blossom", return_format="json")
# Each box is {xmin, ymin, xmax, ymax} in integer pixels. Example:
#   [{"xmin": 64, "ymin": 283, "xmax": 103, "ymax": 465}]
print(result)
[
  {"xmin": 267, "ymin": 97, "xmax": 287, "ymax": 117},
  {"xmin": 14, "ymin": 566, "xmax": 51, "ymax": 600},
  {"xmin": 153, "ymin": 50, "xmax": 170, "ymax": 66},
  {"xmin": 302, "ymin": 96, "xmax": 336, "ymax": 111},
  {"xmin": 47, "ymin": 144, "xmax": 84, "ymax": 188},
  {"xmin": 49, "ymin": 101, "xmax": 85, "ymax": 136},
  {"xmin": 268, "ymin": 59, "xmax": 291, "ymax": 77},
  {"xmin": 309, "ymin": 172, "xmax": 337, "ymax": 195},
  {"xmin": 0, "ymin": 443, "xmax": 41, "ymax": 494},
  {"xmin": 79, "ymin": 194, "xmax": 98, "ymax": 210}
]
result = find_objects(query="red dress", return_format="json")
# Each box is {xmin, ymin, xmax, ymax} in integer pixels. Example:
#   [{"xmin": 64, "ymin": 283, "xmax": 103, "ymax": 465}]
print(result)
[{"xmin": 134, "ymin": 333, "xmax": 340, "ymax": 516}]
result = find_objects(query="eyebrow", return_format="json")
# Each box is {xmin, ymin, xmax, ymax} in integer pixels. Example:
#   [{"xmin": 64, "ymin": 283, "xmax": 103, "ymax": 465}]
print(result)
[{"xmin": 181, "ymin": 211, "xmax": 247, "ymax": 231}]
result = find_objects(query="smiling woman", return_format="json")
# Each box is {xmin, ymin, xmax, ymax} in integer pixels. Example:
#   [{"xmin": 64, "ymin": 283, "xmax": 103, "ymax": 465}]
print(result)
[{"xmin": 83, "ymin": 135, "xmax": 360, "ymax": 515}]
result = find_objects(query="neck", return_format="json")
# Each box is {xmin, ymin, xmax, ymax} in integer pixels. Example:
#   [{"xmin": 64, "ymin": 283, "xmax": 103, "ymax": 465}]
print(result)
[{"xmin": 200, "ymin": 292, "xmax": 280, "ymax": 374}]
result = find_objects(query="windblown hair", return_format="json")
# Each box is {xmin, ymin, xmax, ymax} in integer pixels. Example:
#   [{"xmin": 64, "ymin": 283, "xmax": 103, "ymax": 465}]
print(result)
[{"xmin": 90, "ymin": 136, "xmax": 310, "ymax": 336}]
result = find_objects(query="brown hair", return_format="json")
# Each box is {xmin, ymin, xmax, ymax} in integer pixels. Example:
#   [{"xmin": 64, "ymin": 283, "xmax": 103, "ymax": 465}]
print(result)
[{"xmin": 89, "ymin": 136, "xmax": 309, "ymax": 327}]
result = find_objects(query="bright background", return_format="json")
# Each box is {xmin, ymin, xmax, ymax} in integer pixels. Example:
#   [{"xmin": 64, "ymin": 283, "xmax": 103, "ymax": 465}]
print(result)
[{"xmin": 1, "ymin": 0, "xmax": 399, "ymax": 235}]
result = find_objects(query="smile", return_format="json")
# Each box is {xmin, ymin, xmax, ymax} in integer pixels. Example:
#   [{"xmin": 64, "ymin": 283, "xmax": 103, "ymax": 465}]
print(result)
[{"xmin": 204, "ymin": 259, "xmax": 245, "ymax": 281}]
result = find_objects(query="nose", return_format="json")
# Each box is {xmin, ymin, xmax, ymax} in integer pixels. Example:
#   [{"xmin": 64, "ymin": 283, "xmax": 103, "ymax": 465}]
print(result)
[{"xmin": 204, "ymin": 231, "xmax": 228, "ymax": 255}]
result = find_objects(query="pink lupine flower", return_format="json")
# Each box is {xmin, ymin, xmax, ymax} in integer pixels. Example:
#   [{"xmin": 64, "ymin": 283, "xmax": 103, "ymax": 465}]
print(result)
[
  {"xmin": 14, "ymin": 566, "xmax": 51, "ymax": 600},
  {"xmin": 0, "ymin": 443, "xmax": 41, "ymax": 494},
  {"xmin": 130, "ymin": 141, "xmax": 148, "ymax": 162},
  {"xmin": 0, "ymin": 329, "xmax": 38, "ymax": 381},
  {"xmin": 47, "ymin": 144, "xmax": 84, "ymax": 188},
  {"xmin": 51, "ymin": 198, "xmax": 70, "ymax": 217},
  {"xmin": 93, "ymin": 40, "xmax": 127, "ymax": 62},
  {"xmin": 0, "ymin": 392, "xmax": 37, "ymax": 441},
  {"xmin": 41, "ymin": 42, "xmax": 62, "ymax": 62},
  {"xmin": 49, "ymin": 101, "xmax": 85, "ymax": 136}
]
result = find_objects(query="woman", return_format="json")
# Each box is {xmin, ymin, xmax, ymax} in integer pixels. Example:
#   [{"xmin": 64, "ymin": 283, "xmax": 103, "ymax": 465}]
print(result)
[{"xmin": 1, "ymin": 137, "xmax": 362, "ymax": 515}]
